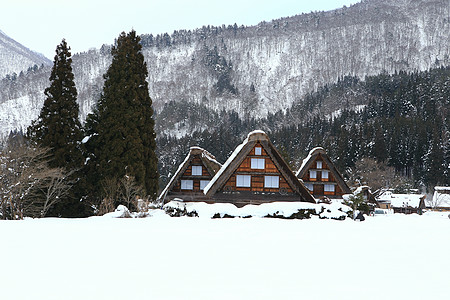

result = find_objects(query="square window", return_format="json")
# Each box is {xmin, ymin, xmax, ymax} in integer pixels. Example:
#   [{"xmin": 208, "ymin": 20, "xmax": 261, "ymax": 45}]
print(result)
[
  {"xmin": 264, "ymin": 176, "xmax": 279, "ymax": 188},
  {"xmin": 306, "ymin": 183, "xmax": 313, "ymax": 191},
  {"xmin": 255, "ymin": 147, "xmax": 262, "ymax": 155},
  {"xmin": 310, "ymin": 170, "xmax": 317, "ymax": 179},
  {"xmin": 316, "ymin": 161, "xmax": 322, "ymax": 169},
  {"xmin": 322, "ymin": 170, "xmax": 329, "ymax": 179},
  {"xmin": 200, "ymin": 180, "xmax": 210, "ymax": 190},
  {"xmin": 251, "ymin": 158, "xmax": 265, "ymax": 169},
  {"xmin": 181, "ymin": 180, "xmax": 193, "ymax": 190},
  {"xmin": 192, "ymin": 165, "xmax": 202, "ymax": 176},
  {"xmin": 236, "ymin": 175, "xmax": 251, "ymax": 187},
  {"xmin": 324, "ymin": 184, "xmax": 335, "ymax": 192}
]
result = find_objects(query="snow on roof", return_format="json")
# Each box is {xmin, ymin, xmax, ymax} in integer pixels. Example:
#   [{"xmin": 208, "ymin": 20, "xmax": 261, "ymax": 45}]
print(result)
[
  {"xmin": 158, "ymin": 150, "xmax": 192, "ymax": 201},
  {"xmin": 434, "ymin": 186, "xmax": 450, "ymax": 192},
  {"xmin": 431, "ymin": 190, "xmax": 450, "ymax": 208},
  {"xmin": 296, "ymin": 147, "xmax": 325, "ymax": 176},
  {"xmin": 203, "ymin": 134, "xmax": 250, "ymax": 195},
  {"xmin": 377, "ymin": 191, "xmax": 425, "ymax": 208}
]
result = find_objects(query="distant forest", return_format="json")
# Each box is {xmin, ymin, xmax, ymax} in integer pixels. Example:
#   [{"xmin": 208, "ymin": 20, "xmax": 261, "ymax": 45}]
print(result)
[{"xmin": 157, "ymin": 66, "xmax": 450, "ymax": 191}]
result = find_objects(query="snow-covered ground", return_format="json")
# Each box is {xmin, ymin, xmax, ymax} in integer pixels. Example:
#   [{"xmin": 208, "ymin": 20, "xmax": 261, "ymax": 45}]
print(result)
[{"xmin": 1, "ymin": 210, "xmax": 449, "ymax": 300}]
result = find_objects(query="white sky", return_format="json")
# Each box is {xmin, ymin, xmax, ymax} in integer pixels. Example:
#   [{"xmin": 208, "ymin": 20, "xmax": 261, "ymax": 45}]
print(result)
[{"xmin": 1, "ymin": 0, "xmax": 358, "ymax": 59}]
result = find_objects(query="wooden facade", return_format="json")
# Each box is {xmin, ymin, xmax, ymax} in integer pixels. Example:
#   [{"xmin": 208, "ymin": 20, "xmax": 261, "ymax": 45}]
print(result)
[
  {"xmin": 158, "ymin": 147, "xmax": 221, "ymax": 203},
  {"xmin": 296, "ymin": 147, "xmax": 351, "ymax": 200},
  {"xmin": 204, "ymin": 131, "xmax": 315, "ymax": 206}
]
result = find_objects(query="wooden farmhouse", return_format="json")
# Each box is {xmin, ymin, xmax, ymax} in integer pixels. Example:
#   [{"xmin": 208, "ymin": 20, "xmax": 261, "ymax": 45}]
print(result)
[
  {"xmin": 158, "ymin": 146, "xmax": 222, "ymax": 203},
  {"xmin": 296, "ymin": 147, "xmax": 351, "ymax": 200},
  {"xmin": 203, "ymin": 130, "xmax": 315, "ymax": 206}
]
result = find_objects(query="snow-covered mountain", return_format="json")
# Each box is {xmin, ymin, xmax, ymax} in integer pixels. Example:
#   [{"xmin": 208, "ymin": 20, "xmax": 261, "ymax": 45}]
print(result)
[
  {"xmin": 0, "ymin": 30, "xmax": 51, "ymax": 79},
  {"xmin": 1, "ymin": 0, "xmax": 449, "ymax": 138}
]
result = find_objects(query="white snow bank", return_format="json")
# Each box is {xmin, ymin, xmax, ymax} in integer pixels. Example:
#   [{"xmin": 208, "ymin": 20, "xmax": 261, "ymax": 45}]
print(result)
[{"xmin": 164, "ymin": 200, "xmax": 350, "ymax": 219}]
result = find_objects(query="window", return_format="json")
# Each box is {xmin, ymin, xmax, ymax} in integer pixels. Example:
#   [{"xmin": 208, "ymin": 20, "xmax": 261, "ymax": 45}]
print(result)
[
  {"xmin": 251, "ymin": 158, "xmax": 265, "ymax": 169},
  {"xmin": 264, "ymin": 176, "xmax": 279, "ymax": 188},
  {"xmin": 236, "ymin": 175, "xmax": 251, "ymax": 187},
  {"xmin": 316, "ymin": 161, "xmax": 323, "ymax": 169},
  {"xmin": 181, "ymin": 180, "xmax": 193, "ymax": 190},
  {"xmin": 322, "ymin": 170, "xmax": 329, "ymax": 179},
  {"xmin": 324, "ymin": 184, "xmax": 335, "ymax": 192},
  {"xmin": 255, "ymin": 147, "xmax": 262, "ymax": 155},
  {"xmin": 192, "ymin": 165, "xmax": 202, "ymax": 176},
  {"xmin": 309, "ymin": 170, "xmax": 317, "ymax": 179},
  {"xmin": 200, "ymin": 180, "xmax": 210, "ymax": 190},
  {"xmin": 306, "ymin": 183, "xmax": 313, "ymax": 191}
]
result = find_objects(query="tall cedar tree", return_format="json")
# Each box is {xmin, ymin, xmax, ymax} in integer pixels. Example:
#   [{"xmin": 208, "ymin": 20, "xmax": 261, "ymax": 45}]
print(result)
[
  {"xmin": 27, "ymin": 39, "xmax": 85, "ymax": 217},
  {"xmin": 86, "ymin": 30, "xmax": 158, "ymax": 200}
]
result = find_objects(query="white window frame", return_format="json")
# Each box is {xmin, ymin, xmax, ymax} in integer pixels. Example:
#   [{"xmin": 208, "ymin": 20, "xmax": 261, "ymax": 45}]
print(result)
[
  {"xmin": 316, "ymin": 161, "xmax": 323, "ymax": 169},
  {"xmin": 324, "ymin": 184, "xmax": 335, "ymax": 192},
  {"xmin": 255, "ymin": 147, "xmax": 262, "ymax": 155},
  {"xmin": 310, "ymin": 170, "xmax": 317, "ymax": 179},
  {"xmin": 264, "ymin": 176, "xmax": 279, "ymax": 188},
  {"xmin": 236, "ymin": 175, "xmax": 251, "ymax": 187},
  {"xmin": 251, "ymin": 158, "xmax": 265, "ymax": 169},
  {"xmin": 191, "ymin": 165, "xmax": 202, "ymax": 176},
  {"xmin": 200, "ymin": 180, "xmax": 210, "ymax": 191},
  {"xmin": 322, "ymin": 170, "xmax": 329, "ymax": 179},
  {"xmin": 181, "ymin": 180, "xmax": 193, "ymax": 190}
]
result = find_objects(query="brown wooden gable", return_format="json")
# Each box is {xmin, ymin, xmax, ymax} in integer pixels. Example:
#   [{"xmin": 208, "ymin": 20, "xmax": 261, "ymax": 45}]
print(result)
[
  {"xmin": 222, "ymin": 142, "xmax": 295, "ymax": 194},
  {"xmin": 158, "ymin": 147, "xmax": 221, "ymax": 202},
  {"xmin": 297, "ymin": 148, "xmax": 351, "ymax": 199},
  {"xmin": 205, "ymin": 131, "xmax": 315, "ymax": 204}
]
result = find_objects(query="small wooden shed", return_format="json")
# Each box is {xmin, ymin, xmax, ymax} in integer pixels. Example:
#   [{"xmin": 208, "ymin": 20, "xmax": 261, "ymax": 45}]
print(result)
[
  {"xmin": 204, "ymin": 130, "xmax": 315, "ymax": 206},
  {"xmin": 158, "ymin": 146, "xmax": 222, "ymax": 203},
  {"xmin": 296, "ymin": 147, "xmax": 351, "ymax": 200}
]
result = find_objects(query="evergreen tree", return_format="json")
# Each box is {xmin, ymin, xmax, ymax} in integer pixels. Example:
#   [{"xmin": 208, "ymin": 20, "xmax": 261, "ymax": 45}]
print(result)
[
  {"xmin": 28, "ymin": 39, "xmax": 83, "ymax": 170},
  {"xmin": 27, "ymin": 39, "xmax": 85, "ymax": 217},
  {"xmin": 86, "ymin": 30, "xmax": 158, "ymax": 202}
]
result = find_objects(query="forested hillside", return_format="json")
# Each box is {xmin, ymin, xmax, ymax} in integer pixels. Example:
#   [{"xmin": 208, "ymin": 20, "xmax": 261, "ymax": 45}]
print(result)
[
  {"xmin": 1, "ymin": 0, "xmax": 450, "ymax": 139},
  {"xmin": 158, "ymin": 67, "xmax": 450, "ymax": 190}
]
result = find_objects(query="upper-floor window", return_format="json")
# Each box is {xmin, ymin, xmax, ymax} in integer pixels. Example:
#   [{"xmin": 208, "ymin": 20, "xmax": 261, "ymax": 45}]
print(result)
[
  {"xmin": 322, "ymin": 170, "xmax": 329, "ymax": 179},
  {"xmin": 251, "ymin": 158, "xmax": 265, "ymax": 169},
  {"xmin": 255, "ymin": 147, "xmax": 262, "ymax": 155},
  {"xmin": 316, "ymin": 161, "xmax": 323, "ymax": 169},
  {"xmin": 306, "ymin": 183, "xmax": 313, "ymax": 191},
  {"xmin": 309, "ymin": 170, "xmax": 317, "ymax": 179},
  {"xmin": 236, "ymin": 175, "xmax": 251, "ymax": 187},
  {"xmin": 181, "ymin": 180, "xmax": 193, "ymax": 190},
  {"xmin": 264, "ymin": 176, "xmax": 279, "ymax": 188},
  {"xmin": 192, "ymin": 165, "xmax": 202, "ymax": 176}
]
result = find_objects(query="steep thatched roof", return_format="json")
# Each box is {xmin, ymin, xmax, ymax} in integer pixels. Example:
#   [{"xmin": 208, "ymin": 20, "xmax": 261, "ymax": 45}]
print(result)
[{"xmin": 204, "ymin": 130, "xmax": 315, "ymax": 203}]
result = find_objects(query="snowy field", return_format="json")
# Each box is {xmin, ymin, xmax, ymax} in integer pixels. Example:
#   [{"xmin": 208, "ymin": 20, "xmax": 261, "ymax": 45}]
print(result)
[{"xmin": 1, "ymin": 211, "xmax": 449, "ymax": 300}]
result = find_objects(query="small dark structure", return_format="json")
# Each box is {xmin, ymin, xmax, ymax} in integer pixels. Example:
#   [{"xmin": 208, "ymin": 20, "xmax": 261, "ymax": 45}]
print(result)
[
  {"xmin": 204, "ymin": 130, "xmax": 315, "ymax": 206},
  {"xmin": 296, "ymin": 147, "xmax": 351, "ymax": 200},
  {"xmin": 158, "ymin": 147, "xmax": 222, "ymax": 203}
]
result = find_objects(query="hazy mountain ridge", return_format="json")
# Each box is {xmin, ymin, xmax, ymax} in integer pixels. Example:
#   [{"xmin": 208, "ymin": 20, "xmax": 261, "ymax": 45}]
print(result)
[
  {"xmin": 1, "ymin": 0, "xmax": 449, "ymax": 138},
  {"xmin": 0, "ymin": 30, "xmax": 51, "ymax": 79}
]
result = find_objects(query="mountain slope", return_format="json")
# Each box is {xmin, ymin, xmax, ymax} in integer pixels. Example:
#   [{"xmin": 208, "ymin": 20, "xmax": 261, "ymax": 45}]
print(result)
[
  {"xmin": 1, "ymin": 0, "xmax": 449, "ymax": 138},
  {"xmin": 0, "ymin": 30, "xmax": 51, "ymax": 79}
]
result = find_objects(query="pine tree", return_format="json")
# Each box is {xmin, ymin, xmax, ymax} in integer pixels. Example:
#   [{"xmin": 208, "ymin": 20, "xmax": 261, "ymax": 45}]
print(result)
[
  {"xmin": 86, "ymin": 30, "xmax": 158, "ymax": 202},
  {"xmin": 27, "ymin": 39, "xmax": 86, "ymax": 217},
  {"xmin": 28, "ymin": 39, "xmax": 83, "ymax": 170}
]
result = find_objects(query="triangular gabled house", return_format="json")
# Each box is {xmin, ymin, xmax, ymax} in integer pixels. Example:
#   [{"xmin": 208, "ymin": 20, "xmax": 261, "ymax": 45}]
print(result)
[
  {"xmin": 158, "ymin": 147, "xmax": 222, "ymax": 203},
  {"xmin": 296, "ymin": 147, "xmax": 351, "ymax": 200},
  {"xmin": 204, "ymin": 130, "xmax": 315, "ymax": 206}
]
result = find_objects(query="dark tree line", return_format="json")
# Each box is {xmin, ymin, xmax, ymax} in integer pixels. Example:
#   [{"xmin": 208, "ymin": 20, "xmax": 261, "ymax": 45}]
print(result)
[
  {"xmin": 12, "ymin": 31, "xmax": 159, "ymax": 218},
  {"xmin": 158, "ymin": 67, "xmax": 450, "ymax": 191}
]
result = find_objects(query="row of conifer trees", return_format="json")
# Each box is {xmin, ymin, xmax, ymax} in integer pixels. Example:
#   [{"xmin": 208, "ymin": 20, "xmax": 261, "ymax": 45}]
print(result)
[{"xmin": 27, "ymin": 30, "xmax": 158, "ymax": 217}]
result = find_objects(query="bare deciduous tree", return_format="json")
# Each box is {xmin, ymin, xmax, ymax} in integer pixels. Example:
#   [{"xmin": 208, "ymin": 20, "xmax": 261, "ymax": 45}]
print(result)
[{"xmin": 0, "ymin": 142, "xmax": 72, "ymax": 219}]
